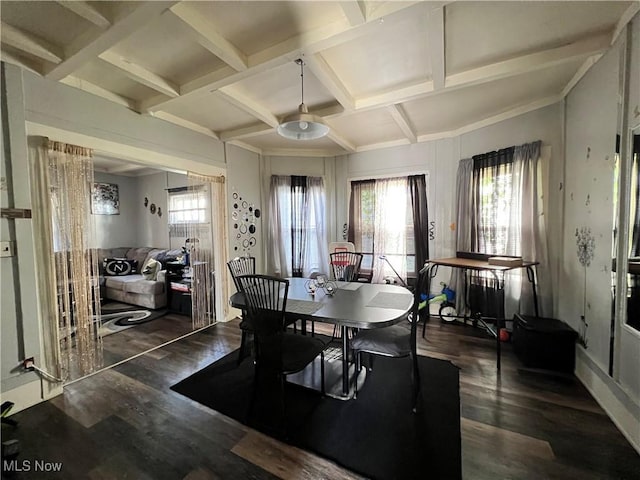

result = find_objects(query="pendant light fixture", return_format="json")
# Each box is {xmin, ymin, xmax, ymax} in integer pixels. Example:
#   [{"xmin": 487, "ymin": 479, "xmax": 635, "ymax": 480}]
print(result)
[{"xmin": 277, "ymin": 59, "xmax": 329, "ymax": 140}]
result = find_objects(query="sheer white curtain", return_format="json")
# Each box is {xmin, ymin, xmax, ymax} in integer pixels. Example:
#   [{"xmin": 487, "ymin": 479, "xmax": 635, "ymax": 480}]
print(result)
[
  {"xmin": 372, "ymin": 177, "xmax": 409, "ymax": 284},
  {"xmin": 187, "ymin": 173, "xmax": 229, "ymax": 328},
  {"xmin": 267, "ymin": 175, "xmax": 328, "ymax": 277}
]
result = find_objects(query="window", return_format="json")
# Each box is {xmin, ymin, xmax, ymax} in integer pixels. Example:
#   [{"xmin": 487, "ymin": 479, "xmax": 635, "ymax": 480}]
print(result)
[
  {"xmin": 472, "ymin": 156, "xmax": 519, "ymax": 255},
  {"xmin": 349, "ymin": 175, "xmax": 428, "ymax": 283},
  {"xmin": 268, "ymin": 176, "xmax": 328, "ymax": 277},
  {"xmin": 168, "ymin": 187, "xmax": 208, "ymax": 238}
]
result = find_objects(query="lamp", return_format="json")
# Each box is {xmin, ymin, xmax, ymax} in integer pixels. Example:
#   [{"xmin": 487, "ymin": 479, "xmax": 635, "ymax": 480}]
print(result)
[{"xmin": 277, "ymin": 59, "xmax": 329, "ymax": 140}]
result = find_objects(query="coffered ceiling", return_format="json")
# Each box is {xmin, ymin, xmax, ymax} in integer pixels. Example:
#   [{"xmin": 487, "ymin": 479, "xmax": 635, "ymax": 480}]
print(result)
[{"xmin": 1, "ymin": 1, "xmax": 637, "ymax": 158}]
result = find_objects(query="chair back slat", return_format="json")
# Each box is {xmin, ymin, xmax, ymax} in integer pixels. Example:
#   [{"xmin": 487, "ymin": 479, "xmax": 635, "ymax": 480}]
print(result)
[
  {"xmin": 330, "ymin": 252, "xmax": 363, "ymax": 282},
  {"xmin": 410, "ymin": 263, "xmax": 431, "ymax": 340},
  {"xmin": 227, "ymin": 256, "xmax": 256, "ymax": 290},
  {"xmin": 236, "ymin": 274, "xmax": 289, "ymax": 370}
]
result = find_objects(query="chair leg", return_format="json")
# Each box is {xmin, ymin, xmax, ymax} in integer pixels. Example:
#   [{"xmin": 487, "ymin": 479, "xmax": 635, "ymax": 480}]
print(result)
[
  {"xmin": 237, "ymin": 330, "xmax": 248, "ymax": 365},
  {"xmin": 320, "ymin": 351, "xmax": 325, "ymax": 396},
  {"xmin": 411, "ymin": 351, "xmax": 421, "ymax": 413},
  {"xmin": 354, "ymin": 350, "xmax": 361, "ymax": 399}
]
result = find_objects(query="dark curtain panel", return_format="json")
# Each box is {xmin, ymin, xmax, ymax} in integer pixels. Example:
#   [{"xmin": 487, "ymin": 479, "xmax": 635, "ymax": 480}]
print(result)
[
  {"xmin": 408, "ymin": 174, "xmax": 429, "ymax": 270},
  {"xmin": 290, "ymin": 175, "xmax": 308, "ymax": 277},
  {"xmin": 470, "ymin": 147, "xmax": 514, "ymax": 253}
]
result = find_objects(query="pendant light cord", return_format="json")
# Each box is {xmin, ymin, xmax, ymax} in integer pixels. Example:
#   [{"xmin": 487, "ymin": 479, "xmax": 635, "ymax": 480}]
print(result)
[{"xmin": 298, "ymin": 59, "xmax": 305, "ymax": 105}]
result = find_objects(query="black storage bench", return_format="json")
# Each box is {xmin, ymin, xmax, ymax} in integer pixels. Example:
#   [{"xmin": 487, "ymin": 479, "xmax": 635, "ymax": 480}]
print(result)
[{"xmin": 512, "ymin": 314, "xmax": 577, "ymax": 373}]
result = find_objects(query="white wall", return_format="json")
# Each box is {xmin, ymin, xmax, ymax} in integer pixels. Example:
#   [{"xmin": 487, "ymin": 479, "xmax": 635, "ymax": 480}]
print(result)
[
  {"xmin": 93, "ymin": 172, "xmax": 139, "ymax": 248},
  {"xmin": 561, "ymin": 25, "xmax": 640, "ymax": 451},
  {"xmin": 137, "ymin": 172, "xmax": 171, "ymax": 248}
]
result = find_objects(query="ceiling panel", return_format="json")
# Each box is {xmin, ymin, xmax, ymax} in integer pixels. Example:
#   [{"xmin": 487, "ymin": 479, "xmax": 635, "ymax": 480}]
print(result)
[
  {"xmin": 322, "ymin": 3, "xmax": 431, "ymax": 97},
  {"xmin": 327, "ymin": 108, "xmax": 404, "ymax": 146},
  {"xmin": 404, "ymin": 60, "xmax": 584, "ymax": 134},
  {"xmin": 110, "ymin": 12, "xmax": 224, "ymax": 85},
  {"xmin": 0, "ymin": 1, "xmax": 95, "ymax": 47},
  {"xmin": 162, "ymin": 92, "xmax": 264, "ymax": 132},
  {"xmin": 74, "ymin": 59, "xmax": 160, "ymax": 102},
  {"xmin": 232, "ymin": 61, "xmax": 337, "ymax": 118},
  {"xmin": 446, "ymin": 1, "xmax": 631, "ymax": 74},
  {"xmin": 185, "ymin": 1, "xmax": 345, "ymax": 56}
]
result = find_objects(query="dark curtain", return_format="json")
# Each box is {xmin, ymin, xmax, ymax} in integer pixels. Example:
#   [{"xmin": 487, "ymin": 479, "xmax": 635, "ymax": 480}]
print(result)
[
  {"xmin": 470, "ymin": 147, "xmax": 514, "ymax": 253},
  {"xmin": 290, "ymin": 175, "xmax": 308, "ymax": 277},
  {"xmin": 408, "ymin": 174, "xmax": 429, "ymax": 270}
]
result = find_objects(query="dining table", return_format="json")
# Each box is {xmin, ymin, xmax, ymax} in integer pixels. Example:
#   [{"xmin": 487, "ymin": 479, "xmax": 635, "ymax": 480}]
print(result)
[{"xmin": 229, "ymin": 277, "xmax": 414, "ymax": 399}]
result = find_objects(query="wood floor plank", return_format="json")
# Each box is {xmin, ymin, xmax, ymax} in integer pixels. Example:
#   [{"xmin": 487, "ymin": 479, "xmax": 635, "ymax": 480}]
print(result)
[{"xmin": 231, "ymin": 430, "xmax": 365, "ymax": 480}]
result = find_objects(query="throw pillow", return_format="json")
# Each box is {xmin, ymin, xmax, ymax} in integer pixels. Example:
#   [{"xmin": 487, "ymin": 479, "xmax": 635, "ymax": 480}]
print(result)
[
  {"xmin": 103, "ymin": 258, "xmax": 138, "ymax": 276},
  {"xmin": 142, "ymin": 258, "xmax": 161, "ymax": 281}
]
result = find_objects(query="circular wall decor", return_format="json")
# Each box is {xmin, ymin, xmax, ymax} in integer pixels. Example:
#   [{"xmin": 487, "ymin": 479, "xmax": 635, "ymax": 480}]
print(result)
[
  {"xmin": 144, "ymin": 197, "xmax": 149, "ymax": 207},
  {"xmin": 231, "ymin": 189, "xmax": 261, "ymax": 254},
  {"xmin": 157, "ymin": 207, "xmax": 162, "ymax": 217},
  {"xmin": 149, "ymin": 203, "xmax": 156, "ymax": 214}
]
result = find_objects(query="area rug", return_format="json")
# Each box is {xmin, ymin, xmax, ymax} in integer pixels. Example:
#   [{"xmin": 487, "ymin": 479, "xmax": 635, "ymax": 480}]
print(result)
[
  {"xmin": 171, "ymin": 350, "xmax": 462, "ymax": 480},
  {"xmin": 98, "ymin": 302, "xmax": 168, "ymax": 337}
]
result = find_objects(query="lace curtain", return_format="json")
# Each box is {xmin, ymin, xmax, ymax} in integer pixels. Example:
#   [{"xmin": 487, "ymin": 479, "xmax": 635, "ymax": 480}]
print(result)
[{"xmin": 186, "ymin": 173, "xmax": 229, "ymax": 328}]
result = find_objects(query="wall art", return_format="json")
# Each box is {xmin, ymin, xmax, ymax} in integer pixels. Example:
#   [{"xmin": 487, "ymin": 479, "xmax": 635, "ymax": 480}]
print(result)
[
  {"xmin": 91, "ymin": 182, "xmax": 119, "ymax": 215},
  {"xmin": 231, "ymin": 189, "xmax": 260, "ymax": 255}
]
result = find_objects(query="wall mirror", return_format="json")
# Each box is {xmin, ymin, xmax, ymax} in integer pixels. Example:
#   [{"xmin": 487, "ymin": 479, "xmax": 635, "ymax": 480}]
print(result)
[{"xmin": 626, "ymin": 130, "xmax": 639, "ymax": 331}]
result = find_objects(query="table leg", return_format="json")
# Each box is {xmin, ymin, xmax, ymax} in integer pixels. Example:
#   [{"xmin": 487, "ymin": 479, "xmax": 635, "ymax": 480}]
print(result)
[
  {"xmin": 526, "ymin": 266, "xmax": 540, "ymax": 318},
  {"xmin": 342, "ymin": 325, "xmax": 349, "ymax": 396},
  {"xmin": 491, "ymin": 271, "xmax": 502, "ymax": 371}
]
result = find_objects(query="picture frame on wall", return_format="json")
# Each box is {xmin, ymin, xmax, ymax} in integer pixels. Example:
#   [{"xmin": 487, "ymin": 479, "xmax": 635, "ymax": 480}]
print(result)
[{"xmin": 91, "ymin": 182, "xmax": 120, "ymax": 215}]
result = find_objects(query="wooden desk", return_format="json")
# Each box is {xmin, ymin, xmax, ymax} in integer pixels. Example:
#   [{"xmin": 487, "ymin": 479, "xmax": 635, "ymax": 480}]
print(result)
[{"xmin": 425, "ymin": 257, "xmax": 540, "ymax": 370}]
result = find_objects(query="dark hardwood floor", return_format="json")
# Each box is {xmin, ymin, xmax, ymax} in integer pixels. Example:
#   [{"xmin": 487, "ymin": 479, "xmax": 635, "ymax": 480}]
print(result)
[{"xmin": 3, "ymin": 316, "xmax": 639, "ymax": 479}]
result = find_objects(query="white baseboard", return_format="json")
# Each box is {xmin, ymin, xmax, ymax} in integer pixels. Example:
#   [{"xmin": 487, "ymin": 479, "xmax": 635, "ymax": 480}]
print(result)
[
  {"xmin": 1, "ymin": 379, "xmax": 63, "ymax": 414},
  {"xmin": 575, "ymin": 349, "xmax": 640, "ymax": 454}
]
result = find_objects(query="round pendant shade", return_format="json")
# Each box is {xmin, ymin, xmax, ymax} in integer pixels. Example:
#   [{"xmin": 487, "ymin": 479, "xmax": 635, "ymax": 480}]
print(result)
[{"xmin": 277, "ymin": 103, "xmax": 329, "ymax": 140}]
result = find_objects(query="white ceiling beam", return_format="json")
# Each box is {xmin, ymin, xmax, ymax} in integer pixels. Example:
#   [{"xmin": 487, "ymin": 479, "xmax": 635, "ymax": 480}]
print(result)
[
  {"xmin": 102, "ymin": 163, "xmax": 144, "ymax": 174},
  {"xmin": 56, "ymin": 1, "xmax": 111, "ymax": 29},
  {"xmin": 355, "ymin": 138, "xmax": 411, "ymax": 153},
  {"xmin": 99, "ymin": 51, "xmax": 180, "ymax": 97},
  {"xmin": 228, "ymin": 140, "xmax": 263, "ymax": 156},
  {"xmin": 611, "ymin": 2, "xmax": 640, "ymax": 46},
  {"xmin": 60, "ymin": 76, "xmax": 136, "ymax": 109},
  {"xmin": 356, "ymin": 80, "xmax": 434, "ymax": 110},
  {"xmin": 0, "ymin": 49, "xmax": 42, "ymax": 75},
  {"xmin": 149, "ymin": 111, "xmax": 219, "ymax": 139},
  {"xmin": 220, "ymin": 124, "xmax": 273, "ymax": 142},
  {"xmin": 304, "ymin": 54, "xmax": 355, "ymax": 111},
  {"xmin": 427, "ymin": 5, "xmax": 445, "ymax": 90},
  {"xmin": 446, "ymin": 32, "xmax": 611, "ymax": 89},
  {"xmin": 387, "ymin": 104, "xmax": 417, "ymax": 143},
  {"xmin": 561, "ymin": 54, "xmax": 603, "ymax": 98},
  {"xmin": 340, "ymin": 1, "xmax": 367, "ymax": 26},
  {"xmin": 45, "ymin": 1, "xmax": 178, "ymax": 81},
  {"xmin": 169, "ymin": 3, "xmax": 248, "ymax": 72},
  {"xmin": 1, "ymin": 22, "xmax": 62, "ymax": 64},
  {"xmin": 327, "ymin": 129, "xmax": 357, "ymax": 153},
  {"xmin": 217, "ymin": 86, "xmax": 280, "ymax": 127},
  {"xmin": 262, "ymin": 148, "xmax": 346, "ymax": 158}
]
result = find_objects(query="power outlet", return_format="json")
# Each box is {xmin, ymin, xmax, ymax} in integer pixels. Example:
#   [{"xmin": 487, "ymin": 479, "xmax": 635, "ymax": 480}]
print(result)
[
  {"xmin": 23, "ymin": 357, "xmax": 35, "ymax": 371},
  {"xmin": 0, "ymin": 241, "xmax": 14, "ymax": 258}
]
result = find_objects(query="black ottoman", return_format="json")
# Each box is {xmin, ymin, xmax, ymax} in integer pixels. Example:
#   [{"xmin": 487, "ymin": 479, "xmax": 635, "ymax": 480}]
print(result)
[{"xmin": 512, "ymin": 314, "xmax": 577, "ymax": 373}]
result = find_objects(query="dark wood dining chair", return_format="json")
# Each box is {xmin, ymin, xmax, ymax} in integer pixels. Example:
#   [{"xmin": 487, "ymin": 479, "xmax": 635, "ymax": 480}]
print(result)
[
  {"xmin": 236, "ymin": 274, "xmax": 326, "ymax": 428},
  {"xmin": 227, "ymin": 256, "xmax": 256, "ymax": 364},
  {"xmin": 350, "ymin": 263, "xmax": 430, "ymax": 413},
  {"xmin": 330, "ymin": 251, "xmax": 363, "ymax": 282}
]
